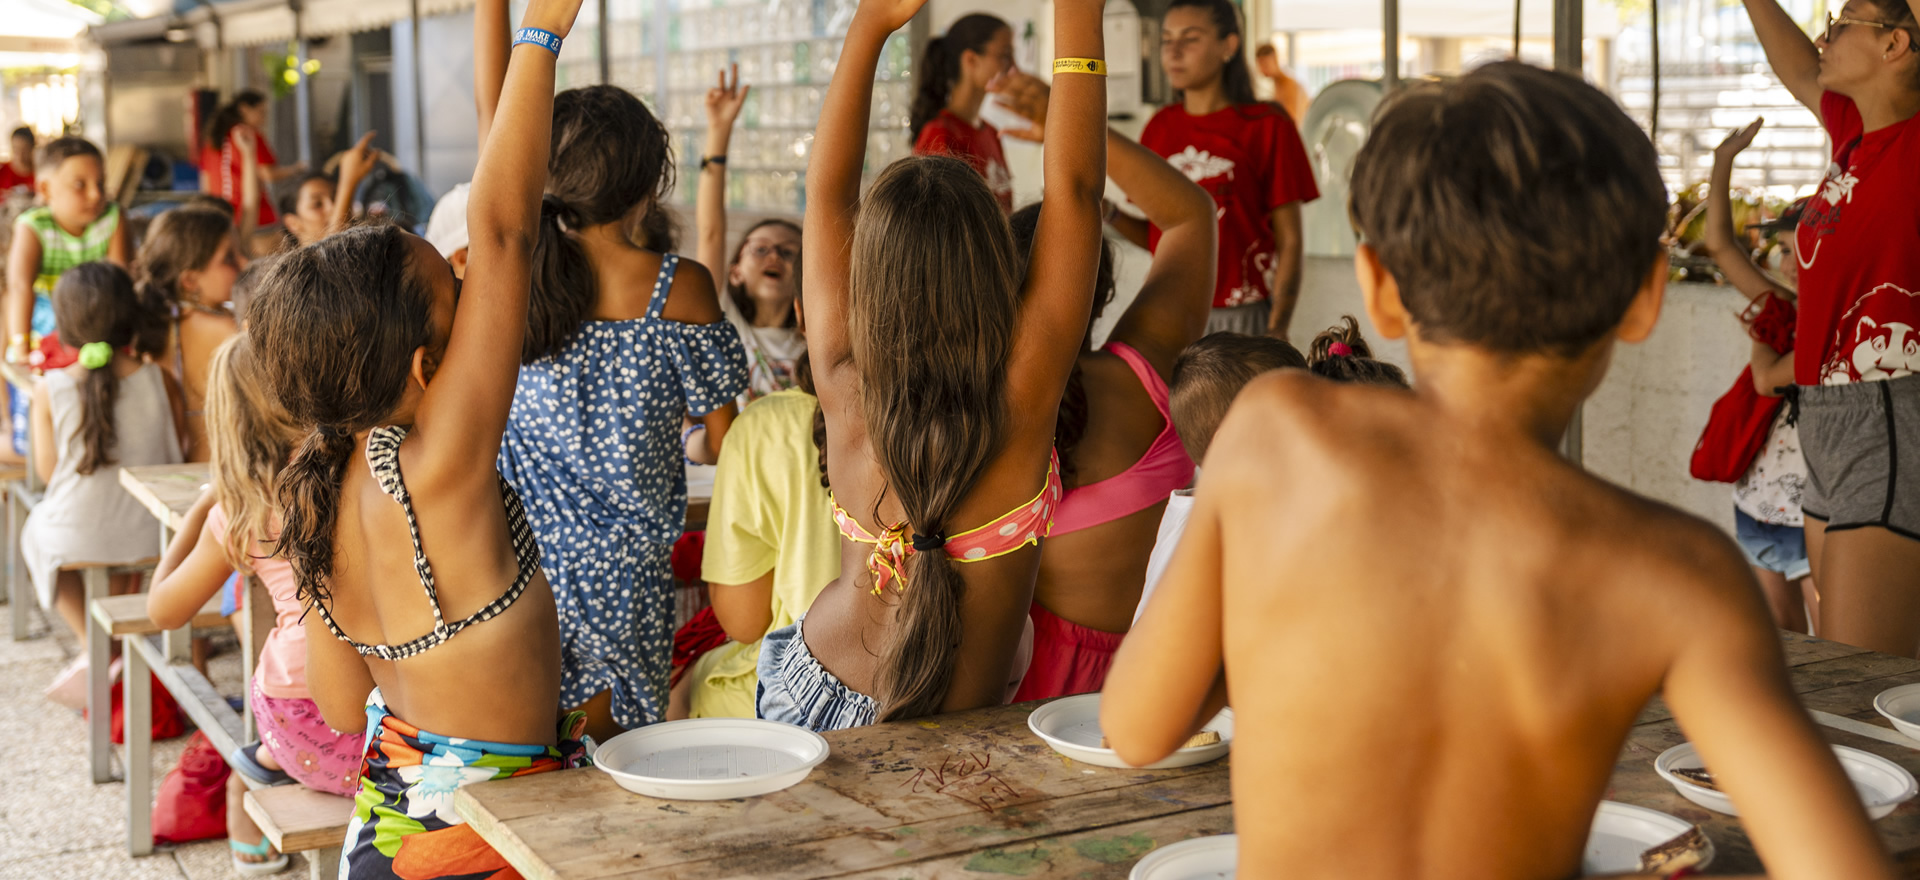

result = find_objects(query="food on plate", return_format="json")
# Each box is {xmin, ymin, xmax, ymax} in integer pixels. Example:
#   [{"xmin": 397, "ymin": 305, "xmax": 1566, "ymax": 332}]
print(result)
[{"xmin": 1638, "ymin": 826, "xmax": 1709, "ymax": 874}]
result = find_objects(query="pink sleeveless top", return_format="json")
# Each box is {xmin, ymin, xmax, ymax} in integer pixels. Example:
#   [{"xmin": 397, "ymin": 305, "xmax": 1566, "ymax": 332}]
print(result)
[{"xmin": 1051, "ymin": 342, "xmax": 1195, "ymax": 535}]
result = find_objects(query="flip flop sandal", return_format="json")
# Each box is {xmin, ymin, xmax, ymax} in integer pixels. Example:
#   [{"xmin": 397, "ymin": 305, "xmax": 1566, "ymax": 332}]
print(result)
[
  {"xmin": 227, "ymin": 742, "xmax": 293, "ymax": 787},
  {"xmin": 230, "ymin": 832, "xmax": 290, "ymax": 876}
]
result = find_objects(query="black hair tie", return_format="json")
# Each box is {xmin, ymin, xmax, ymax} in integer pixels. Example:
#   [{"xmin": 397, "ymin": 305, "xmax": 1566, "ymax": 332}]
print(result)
[
  {"xmin": 316, "ymin": 424, "xmax": 348, "ymax": 440},
  {"xmin": 911, "ymin": 531, "xmax": 947, "ymax": 551},
  {"xmin": 540, "ymin": 193, "xmax": 575, "ymax": 226}
]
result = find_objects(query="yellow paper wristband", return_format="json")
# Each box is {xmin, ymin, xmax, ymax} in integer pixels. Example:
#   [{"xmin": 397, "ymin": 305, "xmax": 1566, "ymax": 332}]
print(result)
[{"xmin": 1053, "ymin": 57, "xmax": 1108, "ymax": 76}]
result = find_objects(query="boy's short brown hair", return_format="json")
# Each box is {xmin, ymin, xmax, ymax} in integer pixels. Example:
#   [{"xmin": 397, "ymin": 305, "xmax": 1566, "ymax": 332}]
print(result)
[
  {"xmin": 1349, "ymin": 61, "xmax": 1666, "ymax": 357},
  {"xmin": 1170, "ymin": 331, "xmax": 1308, "ymax": 462},
  {"xmin": 37, "ymin": 136, "xmax": 102, "ymax": 172}
]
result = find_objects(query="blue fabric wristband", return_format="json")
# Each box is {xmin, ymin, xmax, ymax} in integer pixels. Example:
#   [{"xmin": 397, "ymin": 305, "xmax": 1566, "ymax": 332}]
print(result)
[
  {"xmin": 682, "ymin": 424, "xmax": 705, "ymax": 467},
  {"xmin": 513, "ymin": 27, "xmax": 563, "ymax": 55}
]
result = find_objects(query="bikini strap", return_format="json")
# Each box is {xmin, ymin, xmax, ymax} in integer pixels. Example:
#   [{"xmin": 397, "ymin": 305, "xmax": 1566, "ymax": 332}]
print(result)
[
  {"xmin": 645, "ymin": 254, "xmax": 682, "ymax": 322},
  {"xmin": 312, "ymin": 426, "xmax": 542, "ymax": 661},
  {"xmin": 1101, "ymin": 341, "xmax": 1173, "ymax": 420}
]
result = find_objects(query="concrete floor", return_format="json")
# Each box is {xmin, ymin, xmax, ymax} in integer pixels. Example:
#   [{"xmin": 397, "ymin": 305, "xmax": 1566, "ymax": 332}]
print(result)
[{"xmin": 0, "ymin": 606, "xmax": 315, "ymax": 880}]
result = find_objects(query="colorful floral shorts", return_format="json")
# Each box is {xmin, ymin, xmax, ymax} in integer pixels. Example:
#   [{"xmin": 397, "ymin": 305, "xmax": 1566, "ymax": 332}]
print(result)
[{"xmin": 340, "ymin": 688, "xmax": 589, "ymax": 880}]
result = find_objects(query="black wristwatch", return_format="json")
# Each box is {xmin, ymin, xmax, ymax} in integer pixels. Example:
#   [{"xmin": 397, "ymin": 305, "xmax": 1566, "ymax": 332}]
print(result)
[{"xmin": 700, "ymin": 155, "xmax": 727, "ymax": 170}]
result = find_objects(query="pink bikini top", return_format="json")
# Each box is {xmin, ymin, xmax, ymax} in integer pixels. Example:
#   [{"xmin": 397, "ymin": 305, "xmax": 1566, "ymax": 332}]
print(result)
[
  {"xmin": 1051, "ymin": 342, "xmax": 1196, "ymax": 535},
  {"xmin": 831, "ymin": 450, "xmax": 1064, "ymax": 596}
]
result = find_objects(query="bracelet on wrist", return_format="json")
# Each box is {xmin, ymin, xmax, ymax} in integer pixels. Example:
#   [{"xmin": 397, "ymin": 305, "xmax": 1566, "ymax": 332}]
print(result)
[
  {"xmin": 512, "ymin": 26, "xmax": 563, "ymax": 55},
  {"xmin": 1053, "ymin": 57, "xmax": 1108, "ymax": 76},
  {"xmin": 700, "ymin": 155, "xmax": 728, "ymax": 171}
]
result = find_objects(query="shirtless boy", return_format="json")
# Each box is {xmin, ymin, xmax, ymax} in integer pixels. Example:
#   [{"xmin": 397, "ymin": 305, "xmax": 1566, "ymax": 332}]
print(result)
[{"xmin": 1102, "ymin": 61, "xmax": 1894, "ymax": 880}]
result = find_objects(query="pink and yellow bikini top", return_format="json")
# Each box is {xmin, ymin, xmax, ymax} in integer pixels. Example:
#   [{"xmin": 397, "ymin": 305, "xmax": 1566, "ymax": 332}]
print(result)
[{"xmin": 830, "ymin": 450, "xmax": 1064, "ymax": 595}]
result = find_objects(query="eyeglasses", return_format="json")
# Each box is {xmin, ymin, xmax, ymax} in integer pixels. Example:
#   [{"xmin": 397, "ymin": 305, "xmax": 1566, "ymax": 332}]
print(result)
[
  {"xmin": 1822, "ymin": 12, "xmax": 1899, "ymax": 42},
  {"xmin": 746, "ymin": 243, "xmax": 799, "ymax": 263}
]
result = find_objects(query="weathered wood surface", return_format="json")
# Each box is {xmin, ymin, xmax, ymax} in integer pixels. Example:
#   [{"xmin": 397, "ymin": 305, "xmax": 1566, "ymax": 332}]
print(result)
[
  {"xmin": 119, "ymin": 463, "xmax": 208, "ymax": 533},
  {"xmin": 456, "ymin": 632, "xmax": 1920, "ymax": 878}
]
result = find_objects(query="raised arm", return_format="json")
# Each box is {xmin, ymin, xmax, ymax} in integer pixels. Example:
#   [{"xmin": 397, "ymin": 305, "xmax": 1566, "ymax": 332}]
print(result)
[
  {"xmin": 1703, "ymin": 119, "xmax": 1782, "ymax": 304},
  {"xmin": 330, "ymin": 132, "xmax": 379, "ymax": 237},
  {"xmin": 1105, "ymin": 127, "xmax": 1217, "ymax": 374},
  {"xmin": 1007, "ymin": 0, "xmax": 1108, "ymax": 404},
  {"xmin": 475, "ymin": 0, "xmax": 511, "ymax": 146},
  {"xmin": 413, "ymin": 0, "xmax": 579, "ymax": 474},
  {"xmin": 235, "ymin": 127, "xmax": 261, "ymax": 245},
  {"xmin": 1741, "ymin": 0, "xmax": 1822, "ymax": 111},
  {"xmin": 698, "ymin": 65, "xmax": 749, "ymax": 275},
  {"xmin": 1663, "ymin": 538, "xmax": 1897, "ymax": 880},
  {"xmin": 802, "ymin": 0, "xmax": 924, "ymax": 383}
]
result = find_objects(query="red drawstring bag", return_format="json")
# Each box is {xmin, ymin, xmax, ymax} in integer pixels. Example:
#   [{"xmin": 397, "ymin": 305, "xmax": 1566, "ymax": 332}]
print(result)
[
  {"xmin": 1690, "ymin": 293, "xmax": 1798, "ymax": 483},
  {"xmin": 151, "ymin": 731, "xmax": 231, "ymax": 845},
  {"xmin": 81, "ymin": 667, "xmax": 189, "ymax": 744}
]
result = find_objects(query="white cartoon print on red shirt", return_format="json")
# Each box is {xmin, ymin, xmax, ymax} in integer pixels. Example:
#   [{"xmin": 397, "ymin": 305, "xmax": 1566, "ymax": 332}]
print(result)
[{"xmin": 1822, "ymin": 283, "xmax": 1920, "ymax": 385}]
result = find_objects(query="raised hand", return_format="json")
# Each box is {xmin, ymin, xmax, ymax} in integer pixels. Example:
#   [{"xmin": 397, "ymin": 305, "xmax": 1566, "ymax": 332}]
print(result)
[
  {"xmin": 853, "ymin": 0, "xmax": 930, "ymax": 36},
  {"xmin": 520, "ymin": 0, "xmax": 588, "ymax": 39},
  {"xmin": 1714, "ymin": 117, "xmax": 1764, "ymax": 164},
  {"xmin": 988, "ymin": 69, "xmax": 1049, "ymax": 142},
  {"xmin": 338, "ymin": 131, "xmax": 380, "ymax": 185},
  {"xmin": 705, "ymin": 64, "xmax": 751, "ymax": 134}
]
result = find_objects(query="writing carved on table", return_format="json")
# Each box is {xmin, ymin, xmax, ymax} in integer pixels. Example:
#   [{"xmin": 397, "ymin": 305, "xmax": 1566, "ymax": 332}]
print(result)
[{"xmin": 901, "ymin": 751, "xmax": 1021, "ymax": 812}]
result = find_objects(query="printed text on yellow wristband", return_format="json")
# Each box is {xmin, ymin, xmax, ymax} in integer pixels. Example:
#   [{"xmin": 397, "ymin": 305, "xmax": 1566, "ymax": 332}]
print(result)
[{"xmin": 1053, "ymin": 58, "xmax": 1108, "ymax": 76}]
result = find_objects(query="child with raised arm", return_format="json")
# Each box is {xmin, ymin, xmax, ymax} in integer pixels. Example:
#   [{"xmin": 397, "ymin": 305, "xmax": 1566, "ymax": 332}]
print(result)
[
  {"xmin": 698, "ymin": 65, "xmax": 804, "ymax": 404},
  {"xmin": 1104, "ymin": 62, "xmax": 1896, "ymax": 880},
  {"xmin": 1704, "ymin": 117, "xmax": 1817, "ymax": 634},
  {"xmin": 756, "ymin": 0, "xmax": 1106, "ymax": 730},
  {"xmin": 247, "ymin": 0, "xmax": 588, "ymax": 873}
]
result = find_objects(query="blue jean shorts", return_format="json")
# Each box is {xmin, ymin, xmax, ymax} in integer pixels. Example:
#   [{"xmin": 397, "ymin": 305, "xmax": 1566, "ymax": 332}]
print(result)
[
  {"xmin": 755, "ymin": 617, "xmax": 878, "ymax": 733},
  {"xmin": 1733, "ymin": 507, "xmax": 1811, "ymax": 581}
]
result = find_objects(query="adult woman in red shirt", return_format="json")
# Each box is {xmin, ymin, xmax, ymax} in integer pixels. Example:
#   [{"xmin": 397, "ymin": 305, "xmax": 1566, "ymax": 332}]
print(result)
[
  {"xmin": 1111, "ymin": 0, "xmax": 1317, "ymax": 340},
  {"xmin": 1744, "ymin": 0, "xmax": 1920, "ymax": 657},
  {"xmin": 909, "ymin": 13, "xmax": 1017, "ymax": 213},
  {"xmin": 199, "ymin": 90, "xmax": 304, "ymax": 239}
]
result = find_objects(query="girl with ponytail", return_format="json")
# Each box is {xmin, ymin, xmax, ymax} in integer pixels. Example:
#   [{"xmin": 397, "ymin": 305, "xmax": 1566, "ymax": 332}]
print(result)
[
  {"xmin": 24, "ymin": 261, "xmax": 180, "ymax": 662},
  {"xmin": 1114, "ymin": 0, "xmax": 1319, "ymax": 339},
  {"xmin": 133, "ymin": 205, "xmax": 241, "ymax": 463},
  {"xmin": 247, "ymin": 1, "xmax": 598, "ymax": 872},
  {"xmin": 755, "ymin": 0, "xmax": 1106, "ymax": 729},
  {"xmin": 909, "ymin": 12, "xmax": 1018, "ymax": 212},
  {"xmin": 497, "ymin": 80, "xmax": 747, "ymax": 741}
]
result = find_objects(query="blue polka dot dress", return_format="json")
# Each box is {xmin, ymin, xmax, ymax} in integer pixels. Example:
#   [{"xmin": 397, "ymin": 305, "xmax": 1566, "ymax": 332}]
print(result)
[{"xmin": 498, "ymin": 254, "xmax": 748, "ymax": 729}]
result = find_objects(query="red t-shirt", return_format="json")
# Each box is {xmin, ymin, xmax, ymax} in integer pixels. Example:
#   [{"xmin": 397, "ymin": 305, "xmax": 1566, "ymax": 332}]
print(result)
[
  {"xmin": 1794, "ymin": 92, "xmax": 1920, "ymax": 386},
  {"xmin": 199, "ymin": 124, "xmax": 279, "ymax": 229},
  {"xmin": 913, "ymin": 110, "xmax": 1014, "ymax": 213},
  {"xmin": 1140, "ymin": 103, "xmax": 1319, "ymax": 309},
  {"xmin": 0, "ymin": 163, "xmax": 32, "ymax": 195}
]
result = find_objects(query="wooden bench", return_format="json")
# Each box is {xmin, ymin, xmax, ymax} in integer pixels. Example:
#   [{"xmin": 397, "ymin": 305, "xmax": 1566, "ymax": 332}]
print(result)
[
  {"xmin": 68, "ymin": 559, "xmax": 161, "ymax": 787},
  {"xmin": 245, "ymin": 786, "xmax": 354, "ymax": 879},
  {"xmin": 91, "ymin": 590, "xmax": 234, "ymax": 855}
]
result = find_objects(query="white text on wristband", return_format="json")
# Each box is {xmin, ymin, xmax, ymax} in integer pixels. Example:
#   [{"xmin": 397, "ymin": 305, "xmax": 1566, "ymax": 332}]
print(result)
[{"xmin": 513, "ymin": 27, "xmax": 564, "ymax": 55}]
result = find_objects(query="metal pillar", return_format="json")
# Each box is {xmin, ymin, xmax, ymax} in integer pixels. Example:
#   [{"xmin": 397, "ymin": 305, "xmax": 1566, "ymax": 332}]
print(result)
[
  {"xmin": 411, "ymin": 0, "xmax": 426, "ymax": 181},
  {"xmin": 597, "ymin": 0, "xmax": 611, "ymax": 84},
  {"xmin": 1556, "ymin": 0, "xmax": 1585, "ymax": 466},
  {"xmin": 292, "ymin": 0, "xmax": 313, "ymax": 166},
  {"xmin": 1383, "ymin": 0, "xmax": 1399, "ymax": 88}
]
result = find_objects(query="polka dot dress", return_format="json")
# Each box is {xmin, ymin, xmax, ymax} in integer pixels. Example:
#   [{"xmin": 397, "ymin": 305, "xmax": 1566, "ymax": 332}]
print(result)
[{"xmin": 498, "ymin": 255, "xmax": 749, "ymax": 729}]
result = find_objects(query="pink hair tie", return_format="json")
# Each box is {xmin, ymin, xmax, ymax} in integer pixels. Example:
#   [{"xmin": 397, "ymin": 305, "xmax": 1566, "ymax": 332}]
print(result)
[{"xmin": 1328, "ymin": 341, "xmax": 1353, "ymax": 357}]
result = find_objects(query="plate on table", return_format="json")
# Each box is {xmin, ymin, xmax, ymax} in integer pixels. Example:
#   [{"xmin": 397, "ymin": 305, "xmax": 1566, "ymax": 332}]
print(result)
[
  {"xmin": 1129, "ymin": 833, "xmax": 1236, "ymax": 880},
  {"xmin": 1584, "ymin": 801, "xmax": 1713, "ymax": 874},
  {"xmin": 1028, "ymin": 693, "xmax": 1232, "ymax": 770},
  {"xmin": 593, "ymin": 718, "xmax": 829, "ymax": 801},
  {"xmin": 1874, "ymin": 683, "xmax": 1920, "ymax": 742},
  {"xmin": 1656, "ymin": 742, "xmax": 1917, "ymax": 818}
]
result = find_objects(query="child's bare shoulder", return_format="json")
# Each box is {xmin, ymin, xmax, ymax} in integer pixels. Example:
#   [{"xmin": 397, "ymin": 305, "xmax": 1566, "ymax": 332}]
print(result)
[
  {"xmin": 1210, "ymin": 369, "xmax": 1419, "ymax": 472},
  {"xmin": 657, "ymin": 254, "xmax": 722, "ymax": 325}
]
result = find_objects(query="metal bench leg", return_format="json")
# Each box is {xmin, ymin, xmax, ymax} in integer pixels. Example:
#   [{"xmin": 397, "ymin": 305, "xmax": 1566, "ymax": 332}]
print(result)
[
  {"xmin": 9, "ymin": 491, "xmax": 27, "ymax": 641},
  {"xmin": 309, "ymin": 845, "xmax": 341, "ymax": 880},
  {"xmin": 86, "ymin": 567, "xmax": 114, "ymax": 784},
  {"xmin": 124, "ymin": 635, "xmax": 153, "ymax": 856}
]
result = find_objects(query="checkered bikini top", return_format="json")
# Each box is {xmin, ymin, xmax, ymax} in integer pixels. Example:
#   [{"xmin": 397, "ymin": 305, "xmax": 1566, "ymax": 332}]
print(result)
[{"xmin": 312, "ymin": 425, "xmax": 542, "ymax": 661}]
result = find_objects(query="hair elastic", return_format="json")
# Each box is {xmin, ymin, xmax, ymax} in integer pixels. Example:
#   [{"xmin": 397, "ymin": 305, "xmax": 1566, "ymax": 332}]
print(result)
[
  {"xmin": 911, "ymin": 531, "xmax": 948, "ymax": 551},
  {"xmin": 1053, "ymin": 58, "xmax": 1108, "ymax": 76},
  {"xmin": 513, "ymin": 27, "xmax": 563, "ymax": 55},
  {"xmin": 77, "ymin": 341, "xmax": 113, "ymax": 371},
  {"xmin": 1327, "ymin": 341, "xmax": 1353, "ymax": 357}
]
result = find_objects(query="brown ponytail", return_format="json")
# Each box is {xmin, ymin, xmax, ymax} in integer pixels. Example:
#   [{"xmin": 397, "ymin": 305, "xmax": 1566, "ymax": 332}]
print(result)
[
  {"xmin": 848, "ymin": 156, "xmax": 1021, "ymax": 721},
  {"xmin": 1306, "ymin": 316, "xmax": 1410, "ymax": 389},
  {"xmin": 52, "ymin": 262, "xmax": 156, "ymax": 476},
  {"xmin": 132, "ymin": 206, "xmax": 233, "ymax": 359},
  {"xmin": 248, "ymin": 224, "xmax": 435, "ymax": 606},
  {"xmin": 909, "ymin": 15, "xmax": 1011, "ymax": 142}
]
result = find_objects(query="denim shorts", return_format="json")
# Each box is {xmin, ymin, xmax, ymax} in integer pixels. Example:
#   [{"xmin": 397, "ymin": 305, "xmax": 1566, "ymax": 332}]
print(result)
[
  {"xmin": 1733, "ymin": 507, "xmax": 1811, "ymax": 581},
  {"xmin": 755, "ymin": 617, "xmax": 878, "ymax": 733}
]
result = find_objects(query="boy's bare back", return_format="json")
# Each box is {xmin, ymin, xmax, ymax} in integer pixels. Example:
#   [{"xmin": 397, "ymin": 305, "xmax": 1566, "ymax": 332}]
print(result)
[{"xmin": 1197, "ymin": 372, "xmax": 1774, "ymax": 876}]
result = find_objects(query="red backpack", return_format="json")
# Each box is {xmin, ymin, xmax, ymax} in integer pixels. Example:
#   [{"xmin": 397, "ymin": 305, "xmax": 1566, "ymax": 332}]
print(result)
[{"xmin": 1690, "ymin": 293, "xmax": 1797, "ymax": 483}]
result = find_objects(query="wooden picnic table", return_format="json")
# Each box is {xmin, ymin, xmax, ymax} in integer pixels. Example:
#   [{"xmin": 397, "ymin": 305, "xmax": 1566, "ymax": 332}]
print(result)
[{"xmin": 454, "ymin": 631, "xmax": 1920, "ymax": 879}]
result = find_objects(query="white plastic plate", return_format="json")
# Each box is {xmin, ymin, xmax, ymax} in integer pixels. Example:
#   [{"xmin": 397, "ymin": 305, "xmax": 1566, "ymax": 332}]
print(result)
[
  {"xmin": 1028, "ymin": 693, "xmax": 1232, "ymax": 770},
  {"xmin": 1875, "ymin": 683, "xmax": 1920, "ymax": 743},
  {"xmin": 1128, "ymin": 834, "xmax": 1236, "ymax": 880},
  {"xmin": 1656, "ymin": 742, "xmax": 1916, "ymax": 819},
  {"xmin": 1584, "ymin": 801, "xmax": 1714, "ymax": 874},
  {"xmin": 593, "ymin": 718, "xmax": 829, "ymax": 801}
]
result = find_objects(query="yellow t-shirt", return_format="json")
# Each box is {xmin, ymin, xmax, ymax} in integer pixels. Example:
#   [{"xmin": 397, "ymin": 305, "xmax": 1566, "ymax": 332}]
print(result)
[{"xmin": 689, "ymin": 388, "xmax": 841, "ymax": 718}]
